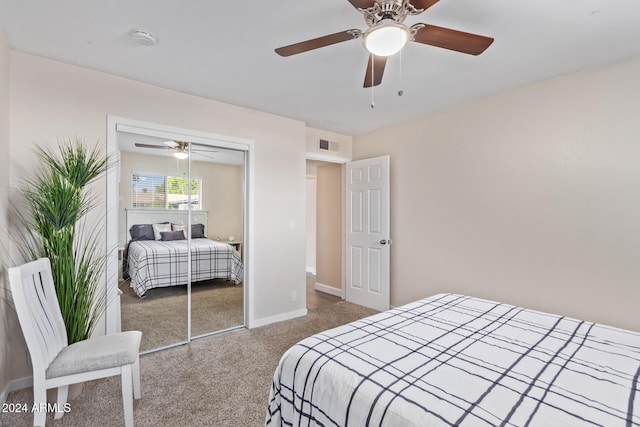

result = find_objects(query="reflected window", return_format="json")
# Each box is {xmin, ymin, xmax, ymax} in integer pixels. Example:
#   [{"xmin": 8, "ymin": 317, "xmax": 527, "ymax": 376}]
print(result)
[{"xmin": 132, "ymin": 172, "xmax": 202, "ymax": 210}]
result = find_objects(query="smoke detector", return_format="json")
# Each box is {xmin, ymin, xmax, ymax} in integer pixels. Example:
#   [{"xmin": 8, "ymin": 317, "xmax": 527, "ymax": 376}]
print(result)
[{"xmin": 129, "ymin": 28, "xmax": 157, "ymax": 46}]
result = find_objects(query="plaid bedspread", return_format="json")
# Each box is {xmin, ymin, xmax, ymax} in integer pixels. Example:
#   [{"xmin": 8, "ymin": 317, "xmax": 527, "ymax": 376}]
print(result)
[
  {"xmin": 266, "ymin": 293, "xmax": 640, "ymax": 426},
  {"xmin": 127, "ymin": 239, "xmax": 243, "ymax": 297}
]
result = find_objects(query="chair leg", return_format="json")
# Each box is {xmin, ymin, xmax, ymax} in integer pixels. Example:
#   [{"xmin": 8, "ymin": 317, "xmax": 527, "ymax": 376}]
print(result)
[
  {"xmin": 55, "ymin": 385, "xmax": 69, "ymax": 419},
  {"xmin": 132, "ymin": 357, "xmax": 141, "ymax": 400},
  {"xmin": 121, "ymin": 364, "xmax": 134, "ymax": 427},
  {"xmin": 32, "ymin": 381, "xmax": 47, "ymax": 427}
]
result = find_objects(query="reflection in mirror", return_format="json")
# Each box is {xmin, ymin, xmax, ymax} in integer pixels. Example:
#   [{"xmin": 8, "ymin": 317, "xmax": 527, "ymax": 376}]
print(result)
[
  {"xmin": 116, "ymin": 133, "xmax": 245, "ymax": 353},
  {"xmin": 188, "ymin": 143, "xmax": 245, "ymax": 338},
  {"xmin": 118, "ymin": 138, "xmax": 189, "ymax": 352}
]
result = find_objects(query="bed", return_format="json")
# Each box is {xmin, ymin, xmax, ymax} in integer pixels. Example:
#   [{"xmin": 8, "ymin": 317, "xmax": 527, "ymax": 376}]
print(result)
[
  {"xmin": 126, "ymin": 238, "xmax": 243, "ymax": 297},
  {"xmin": 266, "ymin": 293, "xmax": 640, "ymax": 426},
  {"xmin": 123, "ymin": 208, "xmax": 243, "ymax": 297}
]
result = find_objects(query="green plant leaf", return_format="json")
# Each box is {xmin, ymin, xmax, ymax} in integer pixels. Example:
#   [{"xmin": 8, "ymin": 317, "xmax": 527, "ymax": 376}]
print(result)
[{"xmin": 18, "ymin": 137, "xmax": 112, "ymax": 343}]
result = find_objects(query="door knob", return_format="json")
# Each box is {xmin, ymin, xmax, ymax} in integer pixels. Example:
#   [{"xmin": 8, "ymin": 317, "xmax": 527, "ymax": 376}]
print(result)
[{"xmin": 380, "ymin": 239, "xmax": 387, "ymax": 245}]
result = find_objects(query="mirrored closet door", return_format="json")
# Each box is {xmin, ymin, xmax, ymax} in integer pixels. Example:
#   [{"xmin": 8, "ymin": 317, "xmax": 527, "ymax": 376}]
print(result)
[
  {"xmin": 114, "ymin": 126, "xmax": 246, "ymax": 353},
  {"xmin": 188, "ymin": 143, "xmax": 245, "ymax": 339}
]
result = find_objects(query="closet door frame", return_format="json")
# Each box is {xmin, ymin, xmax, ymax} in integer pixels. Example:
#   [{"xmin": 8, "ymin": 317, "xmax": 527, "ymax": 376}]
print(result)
[{"xmin": 105, "ymin": 115, "xmax": 254, "ymax": 341}]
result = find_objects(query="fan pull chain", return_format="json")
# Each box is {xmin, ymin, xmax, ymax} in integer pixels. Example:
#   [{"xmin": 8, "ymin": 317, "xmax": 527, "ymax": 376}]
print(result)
[
  {"xmin": 370, "ymin": 54, "xmax": 375, "ymax": 109},
  {"xmin": 398, "ymin": 49, "xmax": 404, "ymax": 97}
]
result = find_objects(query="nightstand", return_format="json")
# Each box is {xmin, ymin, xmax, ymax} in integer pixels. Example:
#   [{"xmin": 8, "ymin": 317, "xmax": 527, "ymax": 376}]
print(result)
[{"xmin": 221, "ymin": 240, "xmax": 242, "ymax": 258}]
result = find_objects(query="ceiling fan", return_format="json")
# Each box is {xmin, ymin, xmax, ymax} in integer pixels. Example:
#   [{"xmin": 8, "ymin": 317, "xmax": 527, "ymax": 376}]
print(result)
[
  {"xmin": 275, "ymin": 0, "xmax": 494, "ymax": 88},
  {"xmin": 134, "ymin": 141, "xmax": 218, "ymax": 160}
]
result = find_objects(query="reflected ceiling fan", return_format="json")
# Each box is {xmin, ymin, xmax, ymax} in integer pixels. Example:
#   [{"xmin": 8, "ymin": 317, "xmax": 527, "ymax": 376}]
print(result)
[
  {"xmin": 275, "ymin": 0, "xmax": 494, "ymax": 87},
  {"xmin": 134, "ymin": 141, "xmax": 218, "ymax": 160}
]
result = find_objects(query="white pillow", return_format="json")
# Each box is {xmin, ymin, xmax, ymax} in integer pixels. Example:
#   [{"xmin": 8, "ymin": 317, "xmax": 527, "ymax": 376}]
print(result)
[
  {"xmin": 152, "ymin": 223, "xmax": 172, "ymax": 240},
  {"xmin": 172, "ymin": 223, "xmax": 188, "ymax": 236}
]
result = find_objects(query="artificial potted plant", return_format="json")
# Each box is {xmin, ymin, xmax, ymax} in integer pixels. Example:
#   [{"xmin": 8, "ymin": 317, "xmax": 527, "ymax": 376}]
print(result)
[{"xmin": 17, "ymin": 138, "xmax": 111, "ymax": 344}]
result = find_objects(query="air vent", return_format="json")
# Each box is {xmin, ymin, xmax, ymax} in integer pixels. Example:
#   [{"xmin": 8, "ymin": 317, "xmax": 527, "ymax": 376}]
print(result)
[{"xmin": 319, "ymin": 139, "xmax": 339, "ymax": 152}]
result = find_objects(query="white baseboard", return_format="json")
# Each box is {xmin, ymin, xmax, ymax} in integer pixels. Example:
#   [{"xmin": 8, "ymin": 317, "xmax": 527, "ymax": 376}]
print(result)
[
  {"xmin": 249, "ymin": 308, "xmax": 308, "ymax": 329},
  {"xmin": 306, "ymin": 267, "xmax": 316, "ymax": 275},
  {"xmin": 314, "ymin": 282, "xmax": 342, "ymax": 297},
  {"xmin": 1, "ymin": 376, "xmax": 32, "ymax": 404}
]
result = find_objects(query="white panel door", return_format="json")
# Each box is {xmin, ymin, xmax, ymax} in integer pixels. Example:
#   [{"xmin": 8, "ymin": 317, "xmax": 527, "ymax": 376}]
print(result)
[{"xmin": 345, "ymin": 156, "xmax": 390, "ymax": 311}]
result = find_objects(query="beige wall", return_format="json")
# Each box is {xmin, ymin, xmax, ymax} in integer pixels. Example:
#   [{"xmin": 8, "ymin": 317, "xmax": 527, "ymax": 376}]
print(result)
[
  {"xmin": 354, "ymin": 56, "xmax": 640, "ymax": 331},
  {"xmin": 306, "ymin": 176, "xmax": 317, "ymax": 274},
  {"xmin": 7, "ymin": 51, "xmax": 307, "ymax": 384},
  {"xmin": 118, "ymin": 151, "xmax": 243, "ymax": 245},
  {"xmin": 0, "ymin": 31, "xmax": 14, "ymax": 400},
  {"xmin": 316, "ymin": 163, "xmax": 342, "ymax": 290}
]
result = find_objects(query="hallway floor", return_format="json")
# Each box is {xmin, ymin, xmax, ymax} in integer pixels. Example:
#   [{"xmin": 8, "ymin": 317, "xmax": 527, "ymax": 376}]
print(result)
[{"xmin": 306, "ymin": 273, "xmax": 341, "ymax": 311}]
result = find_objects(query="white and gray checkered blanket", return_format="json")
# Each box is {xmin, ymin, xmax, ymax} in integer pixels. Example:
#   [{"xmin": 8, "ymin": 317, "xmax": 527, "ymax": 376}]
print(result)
[
  {"xmin": 266, "ymin": 293, "xmax": 640, "ymax": 426},
  {"xmin": 127, "ymin": 239, "xmax": 243, "ymax": 297}
]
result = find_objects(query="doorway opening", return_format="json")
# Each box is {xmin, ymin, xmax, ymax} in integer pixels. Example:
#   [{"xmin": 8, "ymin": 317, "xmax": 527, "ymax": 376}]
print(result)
[
  {"xmin": 305, "ymin": 154, "xmax": 391, "ymax": 312},
  {"xmin": 305, "ymin": 159, "xmax": 343, "ymax": 311}
]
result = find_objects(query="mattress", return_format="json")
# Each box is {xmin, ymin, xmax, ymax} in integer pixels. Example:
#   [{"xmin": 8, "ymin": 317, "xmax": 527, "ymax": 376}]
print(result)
[{"xmin": 266, "ymin": 293, "xmax": 640, "ymax": 426}]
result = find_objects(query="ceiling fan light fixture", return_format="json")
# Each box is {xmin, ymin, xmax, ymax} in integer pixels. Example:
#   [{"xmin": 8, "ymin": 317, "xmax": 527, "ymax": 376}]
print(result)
[
  {"xmin": 364, "ymin": 20, "xmax": 409, "ymax": 57},
  {"xmin": 173, "ymin": 150, "xmax": 189, "ymax": 160}
]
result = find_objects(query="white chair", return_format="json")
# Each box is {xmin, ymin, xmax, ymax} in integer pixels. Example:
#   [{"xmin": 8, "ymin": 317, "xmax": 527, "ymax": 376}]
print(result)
[{"xmin": 8, "ymin": 258, "xmax": 142, "ymax": 427}]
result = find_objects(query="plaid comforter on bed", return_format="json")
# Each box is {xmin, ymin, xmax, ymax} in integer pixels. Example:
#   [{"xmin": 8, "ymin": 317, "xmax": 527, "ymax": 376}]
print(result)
[
  {"xmin": 266, "ymin": 293, "xmax": 640, "ymax": 426},
  {"xmin": 127, "ymin": 239, "xmax": 243, "ymax": 297}
]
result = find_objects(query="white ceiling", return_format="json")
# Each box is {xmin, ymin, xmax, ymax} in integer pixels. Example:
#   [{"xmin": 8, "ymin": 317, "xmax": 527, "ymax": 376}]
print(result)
[{"xmin": 1, "ymin": 0, "xmax": 640, "ymax": 136}]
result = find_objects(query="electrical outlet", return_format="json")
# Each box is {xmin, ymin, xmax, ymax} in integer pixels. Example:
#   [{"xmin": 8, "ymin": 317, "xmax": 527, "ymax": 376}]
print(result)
[{"xmin": 291, "ymin": 291, "xmax": 297, "ymax": 301}]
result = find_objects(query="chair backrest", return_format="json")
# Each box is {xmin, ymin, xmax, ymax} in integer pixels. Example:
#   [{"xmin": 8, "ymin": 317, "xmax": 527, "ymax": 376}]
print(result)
[{"xmin": 8, "ymin": 258, "xmax": 68, "ymax": 377}]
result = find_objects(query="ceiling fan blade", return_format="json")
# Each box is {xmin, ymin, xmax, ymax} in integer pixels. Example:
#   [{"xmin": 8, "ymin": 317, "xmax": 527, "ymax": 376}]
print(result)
[
  {"xmin": 134, "ymin": 143, "xmax": 170, "ymax": 150},
  {"xmin": 191, "ymin": 151, "xmax": 219, "ymax": 161},
  {"xmin": 190, "ymin": 142, "xmax": 220, "ymax": 152},
  {"xmin": 409, "ymin": 0, "xmax": 440, "ymax": 11},
  {"xmin": 275, "ymin": 30, "xmax": 362, "ymax": 57},
  {"xmin": 192, "ymin": 149, "xmax": 219, "ymax": 153},
  {"xmin": 363, "ymin": 54, "xmax": 387, "ymax": 88},
  {"xmin": 162, "ymin": 140, "xmax": 179, "ymax": 148},
  {"xmin": 411, "ymin": 24, "xmax": 494, "ymax": 55},
  {"xmin": 347, "ymin": 0, "xmax": 376, "ymax": 9}
]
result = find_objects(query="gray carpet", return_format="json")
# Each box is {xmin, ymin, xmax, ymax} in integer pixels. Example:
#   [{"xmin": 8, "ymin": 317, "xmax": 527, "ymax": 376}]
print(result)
[
  {"xmin": 2, "ymin": 299, "xmax": 377, "ymax": 427},
  {"xmin": 119, "ymin": 279, "xmax": 244, "ymax": 352}
]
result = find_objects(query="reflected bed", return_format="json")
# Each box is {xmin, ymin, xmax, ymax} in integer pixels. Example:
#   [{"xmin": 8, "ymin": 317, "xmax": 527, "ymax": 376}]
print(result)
[{"xmin": 126, "ymin": 238, "xmax": 243, "ymax": 297}]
